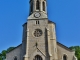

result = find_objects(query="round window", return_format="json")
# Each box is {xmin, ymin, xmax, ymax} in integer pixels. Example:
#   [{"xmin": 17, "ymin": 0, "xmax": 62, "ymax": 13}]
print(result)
[{"xmin": 34, "ymin": 29, "xmax": 42, "ymax": 37}]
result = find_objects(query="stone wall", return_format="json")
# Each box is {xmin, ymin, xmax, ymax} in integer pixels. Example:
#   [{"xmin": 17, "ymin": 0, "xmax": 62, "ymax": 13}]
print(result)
[
  {"xmin": 6, "ymin": 45, "xmax": 22, "ymax": 60},
  {"xmin": 57, "ymin": 42, "xmax": 75, "ymax": 60}
]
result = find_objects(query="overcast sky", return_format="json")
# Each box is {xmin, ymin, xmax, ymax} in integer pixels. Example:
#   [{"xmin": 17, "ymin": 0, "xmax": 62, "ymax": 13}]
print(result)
[{"xmin": 0, "ymin": 0, "xmax": 80, "ymax": 52}]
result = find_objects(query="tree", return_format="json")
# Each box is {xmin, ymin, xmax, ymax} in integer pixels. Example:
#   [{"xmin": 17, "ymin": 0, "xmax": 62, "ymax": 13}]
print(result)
[
  {"xmin": 7, "ymin": 47, "xmax": 15, "ymax": 53},
  {"xmin": 0, "ymin": 53, "xmax": 2, "ymax": 56},
  {"xmin": 0, "ymin": 56, "xmax": 2, "ymax": 60},
  {"xmin": 0, "ymin": 47, "xmax": 15, "ymax": 60},
  {"xmin": 69, "ymin": 46, "xmax": 80, "ymax": 60},
  {"xmin": 1, "ymin": 50, "xmax": 7, "ymax": 58}
]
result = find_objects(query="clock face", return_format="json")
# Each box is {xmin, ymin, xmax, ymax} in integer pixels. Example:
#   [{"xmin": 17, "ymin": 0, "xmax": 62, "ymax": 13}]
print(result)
[
  {"xmin": 34, "ymin": 12, "xmax": 41, "ymax": 18},
  {"xmin": 34, "ymin": 29, "xmax": 42, "ymax": 37}
]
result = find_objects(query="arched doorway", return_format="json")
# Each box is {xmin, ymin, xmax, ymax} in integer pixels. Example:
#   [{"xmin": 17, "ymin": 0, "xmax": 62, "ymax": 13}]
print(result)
[{"xmin": 34, "ymin": 55, "xmax": 42, "ymax": 60}]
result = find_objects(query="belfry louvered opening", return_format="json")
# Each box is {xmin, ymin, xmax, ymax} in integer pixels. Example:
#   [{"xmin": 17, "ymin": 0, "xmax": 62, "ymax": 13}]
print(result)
[{"xmin": 36, "ymin": 0, "xmax": 40, "ymax": 10}]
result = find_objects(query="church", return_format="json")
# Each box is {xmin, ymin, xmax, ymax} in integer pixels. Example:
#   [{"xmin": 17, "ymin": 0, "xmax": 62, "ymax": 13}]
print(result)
[{"xmin": 6, "ymin": 0, "xmax": 77, "ymax": 60}]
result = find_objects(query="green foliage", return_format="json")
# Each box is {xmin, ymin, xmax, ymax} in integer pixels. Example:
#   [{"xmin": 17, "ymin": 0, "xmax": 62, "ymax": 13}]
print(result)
[
  {"xmin": 69, "ymin": 46, "xmax": 80, "ymax": 60},
  {"xmin": 7, "ymin": 47, "xmax": 15, "ymax": 53},
  {"xmin": 0, "ymin": 47, "xmax": 15, "ymax": 59},
  {"xmin": 0, "ymin": 53, "xmax": 2, "ymax": 56},
  {"xmin": 0, "ymin": 56, "xmax": 2, "ymax": 60},
  {"xmin": 1, "ymin": 50, "xmax": 7, "ymax": 58}
]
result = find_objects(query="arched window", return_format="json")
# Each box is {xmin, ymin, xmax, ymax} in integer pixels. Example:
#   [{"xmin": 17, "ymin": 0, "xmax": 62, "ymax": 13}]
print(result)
[
  {"xmin": 36, "ymin": 0, "xmax": 40, "ymax": 10},
  {"xmin": 34, "ymin": 55, "xmax": 42, "ymax": 60},
  {"xmin": 63, "ymin": 55, "xmax": 67, "ymax": 60},
  {"xmin": 36, "ymin": 20, "xmax": 39, "ymax": 25},
  {"xmin": 43, "ymin": 1, "xmax": 45, "ymax": 11},
  {"xmin": 30, "ymin": 1, "xmax": 33, "ymax": 13},
  {"xmin": 14, "ymin": 57, "xmax": 17, "ymax": 60},
  {"xmin": 38, "ymin": 21, "xmax": 39, "ymax": 24}
]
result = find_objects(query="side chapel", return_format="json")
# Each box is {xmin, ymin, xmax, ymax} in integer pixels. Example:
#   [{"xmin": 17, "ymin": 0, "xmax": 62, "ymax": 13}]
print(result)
[{"xmin": 6, "ymin": 0, "xmax": 77, "ymax": 60}]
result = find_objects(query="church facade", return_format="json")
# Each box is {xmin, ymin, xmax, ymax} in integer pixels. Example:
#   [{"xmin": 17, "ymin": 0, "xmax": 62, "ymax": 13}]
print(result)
[{"xmin": 6, "ymin": 0, "xmax": 77, "ymax": 60}]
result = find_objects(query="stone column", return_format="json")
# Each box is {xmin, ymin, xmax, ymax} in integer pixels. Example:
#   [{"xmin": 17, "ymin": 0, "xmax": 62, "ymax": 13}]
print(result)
[{"xmin": 24, "ymin": 29, "xmax": 29, "ymax": 60}]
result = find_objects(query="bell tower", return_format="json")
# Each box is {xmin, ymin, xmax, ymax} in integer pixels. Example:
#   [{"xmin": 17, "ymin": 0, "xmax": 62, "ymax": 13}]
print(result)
[
  {"xmin": 28, "ymin": 0, "xmax": 48, "ymax": 19},
  {"xmin": 29, "ymin": 0, "xmax": 47, "ymax": 15},
  {"xmin": 22, "ymin": 0, "xmax": 58, "ymax": 60}
]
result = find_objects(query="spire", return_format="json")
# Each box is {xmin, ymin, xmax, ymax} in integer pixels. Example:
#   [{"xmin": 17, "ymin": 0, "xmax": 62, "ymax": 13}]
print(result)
[{"xmin": 29, "ymin": 0, "xmax": 47, "ymax": 15}]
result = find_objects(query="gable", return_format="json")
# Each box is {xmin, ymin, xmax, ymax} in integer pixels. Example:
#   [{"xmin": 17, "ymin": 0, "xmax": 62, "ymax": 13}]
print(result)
[{"xmin": 57, "ymin": 42, "xmax": 74, "ymax": 52}]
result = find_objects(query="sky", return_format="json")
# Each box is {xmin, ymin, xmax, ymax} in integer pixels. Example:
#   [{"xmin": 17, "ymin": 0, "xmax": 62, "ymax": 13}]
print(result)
[{"xmin": 0, "ymin": 0, "xmax": 80, "ymax": 52}]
